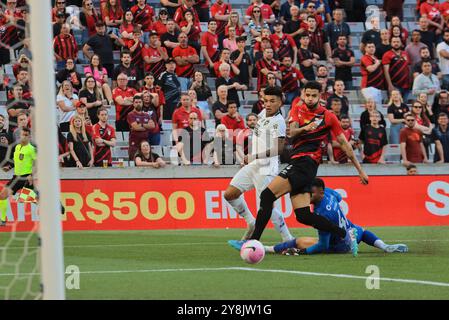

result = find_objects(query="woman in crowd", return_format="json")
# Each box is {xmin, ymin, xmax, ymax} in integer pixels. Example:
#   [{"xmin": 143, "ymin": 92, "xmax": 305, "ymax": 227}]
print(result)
[
  {"xmin": 72, "ymin": 102, "xmax": 94, "ymax": 136},
  {"xmin": 78, "ymin": 76, "xmax": 105, "ymax": 125},
  {"xmin": 225, "ymin": 11, "xmax": 245, "ymax": 37},
  {"xmin": 223, "ymin": 26, "xmax": 238, "ymax": 52},
  {"xmin": 102, "ymin": 0, "xmax": 124, "ymax": 37},
  {"xmin": 134, "ymin": 140, "xmax": 166, "ymax": 168},
  {"xmin": 248, "ymin": 7, "xmax": 269, "ymax": 61},
  {"xmin": 189, "ymin": 71, "xmax": 213, "ymax": 118},
  {"xmin": 387, "ymin": 90, "xmax": 409, "ymax": 144},
  {"xmin": 360, "ymin": 98, "xmax": 387, "ymax": 138},
  {"xmin": 57, "ymin": 80, "xmax": 79, "ymax": 132},
  {"xmin": 79, "ymin": 0, "xmax": 101, "ymax": 43},
  {"xmin": 152, "ymin": 8, "xmax": 169, "ymax": 36},
  {"xmin": 84, "ymin": 54, "xmax": 114, "ymax": 105},
  {"xmin": 120, "ymin": 10, "xmax": 135, "ymax": 45},
  {"xmin": 416, "ymin": 92, "xmax": 435, "ymax": 124},
  {"xmin": 389, "ymin": 16, "xmax": 408, "ymax": 44},
  {"xmin": 67, "ymin": 115, "xmax": 94, "ymax": 169},
  {"xmin": 179, "ymin": 9, "xmax": 201, "ymax": 54}
]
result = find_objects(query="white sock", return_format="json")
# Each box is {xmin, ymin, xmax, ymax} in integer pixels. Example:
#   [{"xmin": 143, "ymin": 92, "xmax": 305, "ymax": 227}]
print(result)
[
  {"xmin": 227, "ymin": 196, "xmax": 255, "ymax": 225},
  {"xmin": 374, "ymin": 239, "xmax": 388, "ymax": 251},
  {"xmin": 271, "ymin": 208, "xmax": 294, "ymax": 241},
  {"xmin": 264, "ymin": 246, "xmax": 275, "ymax": 253}
]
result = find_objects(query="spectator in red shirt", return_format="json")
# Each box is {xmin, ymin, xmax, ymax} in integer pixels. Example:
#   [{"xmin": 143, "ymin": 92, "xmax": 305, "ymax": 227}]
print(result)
[
  {"xmin": 328, "ymin": 115, "xmax": 356, "ymax": 164},
  {"xmin": 213, "ymin": 48, "xmax": 240, "ymax": 78},
  {"xmin": 120, "ymin": 10, "xmax": 135, "ymax": 46},
  {"xmin": 172, "ymin": 92, "xmax": 203, "ymax": 142},
  {"xmin": 225, "ymin": 10, "xmax": 245, "ymax": 37},
  {"xmin": 131, "ymin": 0, "xmax": 156, "ymax": 44},
  {"xmin": 245, "ymin": 0, "xmax": 275, "ymax": 24},
  {"xmin": 53, "ymin": 23, "xmax": 78, "ymax": 71},
  {"xmin": 271, "ymin": 20, "xmax": 298, "ymax": 66},
  {"xmin": 211, "ymin": 0, "xmax": 232, "ymax": 49},
  {"xmin": 221, "ymin": 101, "xmax": 245, "ymax": 137},
  {"xmin": 102, "ymin": 0, "xmax": 124, "ymax": 36},
  {"xmin": 79, "ymin": 0, "xmax": 101, "ymax": 43},
  {"xmin": 255, "ymin": 47, "xmax": 281, "ymax": 91},
  {"xmin": 142, "ymin": 91, "xmax": 162, "ymax": 146},
  {"xmin": 280, "ymin": 55, "xmax": 306, "ymax": 105},
  {"xmin": 173, "ymin": 0, "xmax": 200, "ymax": 25},
  {"xmin": 112, "ymin": 73, "xmax": 137, "ymax": 131},
  {"xmin": 360, "ymin": 42, "xmax": 385, "ymax": 108},
  {"xmin": 400, "ymin": 112, "xmax": 430, "ymax": 165},
  {"xmin": 127, "ymin": 95, "xmax": 155, "ymax": 159},
  {"xmin": 143, "ymin": 31, "xmax": 169, "ymax": 80},
  {"xmin": 92, "ymin": 107, "xmax": 117, "ymax": 167},
  {"xmin": 420, "ymin": 0, "xmax": 443, "ymax": 35},
  {"xmin": 152, "ymin": 8, "xmax": 169, "ymax": 36},
  {"xmin": 127, "ymin": 26, "xmax": 146, "ymax": 70},
  {"xmin": 201, "ymin": 20, "xmax": 220, "ymax": 73},
  {"xmin": 172, "ymin": 32, "xmax": 200, "ymax": 91},
  {"xmin": 179, "ymin": 9, "xmax": 202, "ymax": 54}
]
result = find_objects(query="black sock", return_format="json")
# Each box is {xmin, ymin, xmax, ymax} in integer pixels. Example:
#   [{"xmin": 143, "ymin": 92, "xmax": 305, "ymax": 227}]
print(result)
[
  {"xmin": 250, "ymin": 188, "xmax": 277, "ymax": 240},
  {"xmin": 295, "ymin": 207, "xmax": 346, "ymax": 238}
]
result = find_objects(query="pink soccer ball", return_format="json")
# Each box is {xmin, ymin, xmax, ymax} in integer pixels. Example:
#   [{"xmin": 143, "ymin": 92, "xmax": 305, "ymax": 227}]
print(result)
[{"xmin": 240, "ymin": 240, "xmax": 265, "ymax": 264}]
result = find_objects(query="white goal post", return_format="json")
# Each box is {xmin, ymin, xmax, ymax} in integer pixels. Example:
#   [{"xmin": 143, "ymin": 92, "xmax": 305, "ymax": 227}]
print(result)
[{"xmin": 29, "ymin": 0, "xmax": 66, "ymax": 300}]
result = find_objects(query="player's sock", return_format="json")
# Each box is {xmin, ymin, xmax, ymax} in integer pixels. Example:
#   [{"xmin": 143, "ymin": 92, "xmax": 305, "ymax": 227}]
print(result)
[
  {"xmin": 271, "ymin": 208, "xmax": 294, "ymax": 241},
  {"xmin": 362, "ymin": 230, "xmax": 387, "ymax": 250},
  {"xmin": 273, "ymin": 239, "xmax": 297, "ymax": 253},
  {"xmin": 295, "ymin": 207, "xmax": 346, "ymax": 238},
  {"xmin": 250, "ymin": 188, "xmax": 277, "ymax": 240},
  {"xmin": 0, "ymin": 199, "xmax": 8, "ymax": 222},
  {"xmin": 227, "ymin": 197, "xmax": 255, "ymax": 225},
  {"xmin": 264, "ymin": 246, "xmax": 275, "ymax": 253}
]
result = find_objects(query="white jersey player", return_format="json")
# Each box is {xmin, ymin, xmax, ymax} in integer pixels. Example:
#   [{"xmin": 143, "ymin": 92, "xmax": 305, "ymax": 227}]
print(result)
[{"xmin": 223, "ymin": 86, "xmax": 294, "ymax": 241}]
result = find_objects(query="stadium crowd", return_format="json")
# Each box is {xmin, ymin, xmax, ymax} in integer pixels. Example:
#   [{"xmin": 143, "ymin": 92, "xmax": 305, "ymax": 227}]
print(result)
[{"xmin": 0, "ymin": 0, "xmax": 448, "ymax": 169}]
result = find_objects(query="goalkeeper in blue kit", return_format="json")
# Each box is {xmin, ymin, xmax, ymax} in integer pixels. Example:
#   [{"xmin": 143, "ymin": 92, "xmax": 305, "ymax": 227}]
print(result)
[{"xmin": 265, "ymin": 178, "xmax": 409, "ymax": 256}]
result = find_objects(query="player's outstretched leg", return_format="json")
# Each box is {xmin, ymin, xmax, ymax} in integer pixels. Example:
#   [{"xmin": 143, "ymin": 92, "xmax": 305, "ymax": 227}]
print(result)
[
  {"xmin": 270, "ymin": 207, "xmax": 294, "ymax": 242},
  {"xmin": 294, "ymin": 206, "xmax": 347, "ymax": 238},
  {"xmin": 361, "ymin": 229, "xmax": 408, "ymax": 253},
  {"xmin": 224, "ymin": 186, "xmax": 256, "ymax": 241}
]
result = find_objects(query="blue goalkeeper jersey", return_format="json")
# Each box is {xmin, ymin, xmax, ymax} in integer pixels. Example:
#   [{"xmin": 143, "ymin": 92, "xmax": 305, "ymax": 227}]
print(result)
[{"xmin": 306, "ymin": 188, "xmax": 360, "ymax": 254}]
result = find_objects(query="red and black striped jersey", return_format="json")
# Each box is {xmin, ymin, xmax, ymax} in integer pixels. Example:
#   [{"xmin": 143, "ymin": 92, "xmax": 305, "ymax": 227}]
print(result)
[
  {"xmin": 130, "ymin": 4, "xmax": 154, "ymax": 32},
  {"xmin": 142, "ymin": 46, "xmax": 168, "ymax": 79},
  {"xmin": 360, "ymin": 54, "xmax": 385, "ymax": 89},
  {"xmin": 307, "ymin": 29, "xmax": 328, "ymax": 60},
  {"xmin": 382, "ymin": 50, "xmax": 411, "ymax": 89},
  {"xmin": 127, "ymin": 39, "xmax": 145, "ymax": 69},
  {"xmin": 289, "ymin": 101, "xmax": 343, "ymax": 164},
  {"xmin": 359, "ymin": 125, "xmax": 387, "ymax": 163},
  {"xmin": 53, "ymin": 34, "xmax": 78, "ymax": 61},
  {"xmin": 210, "ymin": 2, "xmax": 232, "ymax": 36},
  {"xmin": 140, "ymin": 85, "xmax": 166, "ymax": 106},
  {"xmin": 172, "ymin": 45, "xmax": 197, "ymax": 78},
  {"xmin": 173, "ymin": 5, "xmax": 200, "ymax": 25},
  {"xmin": 92, "ymin": 123, "xmax": 116, "ymax": 166},
  {"xmin": 280, "ymin": 65, "xmax": 304, "ymax": 93},
  {"xmin": 255, "ymin": 58, "xmax": 279, "ymax": 91},
  {"xmin": 270, "ymin": 33, "xmax": 297, "ymax": 61}
]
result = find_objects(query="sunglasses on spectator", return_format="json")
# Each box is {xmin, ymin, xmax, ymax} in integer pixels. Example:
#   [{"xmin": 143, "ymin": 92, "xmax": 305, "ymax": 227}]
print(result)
[
  {"xmin": 57, "ymin": 1, "xmax": 65, "ymax": 4},
  {"xmin": 406, "ymin": 119, "xmax": 415, "ymax": 122},
  {"xmin": 413, "ymin": 105, "xmax": 422, "ymax": 109},
  {"xmin": 253, "ymin": 10, "xmax": 260, "ymax": 13}
]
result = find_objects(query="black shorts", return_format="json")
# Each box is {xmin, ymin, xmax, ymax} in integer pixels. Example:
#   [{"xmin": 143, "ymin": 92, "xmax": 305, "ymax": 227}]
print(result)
[
  {"xmin": 6, "ymin": 174, "xmax": 34, "ymax": 195},
  {"xmin": 278, "ymin": 156, "xmax": 318, "ymax": 196}
]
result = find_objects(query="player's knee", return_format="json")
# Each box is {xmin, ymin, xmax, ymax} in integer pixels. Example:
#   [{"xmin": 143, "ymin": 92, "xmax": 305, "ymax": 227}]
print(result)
[
  {"xmin": 295, "ymin": 207, "xmax": 312, "ymax": 224},
  {"xmin": 260, "ymin": 188, "xmax": 276, "ymax": 209},
  {"xmin": 224, "ymin": 188, "xmax": 239, "ymax": 201}
]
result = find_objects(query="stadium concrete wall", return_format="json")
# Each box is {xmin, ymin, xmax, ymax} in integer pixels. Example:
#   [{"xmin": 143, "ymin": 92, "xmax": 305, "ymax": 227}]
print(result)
[{"xmin": 1, "ymin": 165, "xmax": 448, "ymax": 231}]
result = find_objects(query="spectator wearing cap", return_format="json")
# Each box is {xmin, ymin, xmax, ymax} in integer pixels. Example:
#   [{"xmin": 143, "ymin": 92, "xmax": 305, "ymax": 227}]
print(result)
[
  {"xmin": 271, "ymin": 20, "xmax": 298, "ymax": 67},
  {"xmin": 143, "ymin": 30, "xmax": 168, "ymax": 80},
  {"xmin": 331, "ymin": 35, "xmax": 355, "ymax": 90},
  {"xmin": 201, "ymin": 20, "xmax": 220, "ymax": 72},
  {"xmin": 172, "ymin": 32, "xmax": 199, "ymax": 92},
  {"xmin": 112, "ymin": 50, "xmax": 143, "ymax": 89},
  {"xmin": 112, "ymin": 73, "xmax": 137, "ymax": 131},
  {"xmin": 72, "ymin": 101, "xmax": 94, "ymax": 137},
  {"xmin": 131, "ymin": 0, "xmax": 155, "ymax": 44},
  {"xmin": 211, "ymin": 0, "xmax": 232, "ymax": 49},
  {"xmin": 325, "ymin": 8, "xmax": 351, "ymax": 50},
  {"xmin": 254, "ymin": 35, "xmax": 273, "ymax": 62},
  {"xmin": 230, "ymin": 36, "xmax": 252, "ymax": 88},
  {"xmin": 179, "ymin": 9, "xmax": 202, "ymax": 54},
  {"xmin": 161, "ymin": 19, "xmax": 180, "ymax": 57},
  {"xmin": 157, "ymin": 58, "xmax": 181, "ymax": 120},
  {"xmin": 53, "ymin": 23, "xmax": 78, "ymax": 71},
  {"xmin": 215, "ymin": 63, "xmax": 247, "ymax": 108},
  {"xmin": 152, "ymin": 8, "xmax": 169, "ymax": 36},
  {"xmin": 83, "ymin": 21, "xmax": 124, "ymax": 77},
  {"xmin": 245, "ymin": 0, "xmax": 275, "ymax": 25}
]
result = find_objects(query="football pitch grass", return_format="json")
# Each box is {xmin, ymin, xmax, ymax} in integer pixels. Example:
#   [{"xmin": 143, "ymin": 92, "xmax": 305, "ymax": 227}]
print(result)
[{"xmin": 1, "ymin": 226, "xmax": 449, "ymax": 299}]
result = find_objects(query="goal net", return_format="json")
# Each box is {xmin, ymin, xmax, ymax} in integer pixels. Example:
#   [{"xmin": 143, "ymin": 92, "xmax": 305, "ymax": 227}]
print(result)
[{"xmin": 0, "ymin": 0, "xmax": 65, "ymax": 300}]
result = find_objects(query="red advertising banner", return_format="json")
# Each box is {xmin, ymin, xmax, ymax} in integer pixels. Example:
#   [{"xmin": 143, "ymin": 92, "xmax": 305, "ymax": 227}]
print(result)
[{"xmin": 1, "ymin": 176, "xmax": 449, "ymax": 232}]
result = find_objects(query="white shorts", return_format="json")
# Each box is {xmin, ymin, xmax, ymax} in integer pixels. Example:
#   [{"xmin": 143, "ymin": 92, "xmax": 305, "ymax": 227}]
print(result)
[{"xmin": 230, "ymin": 163, "xmax": 275, "ymax": 198}]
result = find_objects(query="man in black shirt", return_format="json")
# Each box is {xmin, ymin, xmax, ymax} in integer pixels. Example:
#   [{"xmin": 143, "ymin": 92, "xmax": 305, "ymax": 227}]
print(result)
[
  {"xmin": 112, "ymin": 50, "xmax": 143, "ymax": 89},
  {"xmin": 82, "ymin": 21, "xmax": 124, "ymax": 76},
  {"xmin": 326, "ymin": 80, "xmax": 349, "ymax": 115},
  {"xmin": 375, "ymin": 29, "xmax": 392, "ymax": 60},
  {"xmin": 215, "ymin": 63, "xmax": 247, "ymax": 108},
  {"xmin": 212, "ymin": 85, "xmax": 228, "ymax": 125},
  {"xmin": 418, "ymin": 16, "xmax": 436, "ymax": 59},
  {"xmin": 326, "ymin": 9, "xmax": 351, "ymax": 50},
  {"xmin": 6, "ymin": 85, "xmax": 32, "ymax": 132},
  {"xmin": 331, "ymin": 35, "xmax": 355, "ymax": 90},
  {"xmin": 161, "ymin": 19, "xmax": 180, "ymax": 57},
  {"xmin": 157, "ymin": 58, "xmax": 181, "ymax": 120},
  {"xmin": 360, "ymin": 16, "xmax": 381, "ymax": 53},
  {"xmin": 230, "ymin": 37, "xmax": 251, "ymax": 87},
  {"xmin": 297, "ymin": 33, "xmax": 318, "ymax": 81}
]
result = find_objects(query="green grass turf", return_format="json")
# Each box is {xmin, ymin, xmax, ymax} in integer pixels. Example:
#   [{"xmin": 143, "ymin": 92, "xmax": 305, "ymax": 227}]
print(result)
[{"xmin": 1, "ymin": 226, "xmax": 449, "ymax": 299}]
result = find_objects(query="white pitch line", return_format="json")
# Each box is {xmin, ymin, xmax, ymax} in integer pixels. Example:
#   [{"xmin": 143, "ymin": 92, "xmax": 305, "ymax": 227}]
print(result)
[{"xmin": 0, "ymin": 267, "xmax": 449, "ymax": 288}]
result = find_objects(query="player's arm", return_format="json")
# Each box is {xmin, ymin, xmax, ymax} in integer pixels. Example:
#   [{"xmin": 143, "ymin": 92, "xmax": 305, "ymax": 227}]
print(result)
[
  {"xmin": 336, "ymin": 133, "xmax": 369, "ymax": 184},
  {"xmin": 303, "ymin": 232, "xmax": 331, "ymax": 254},
  {"xmin": 288, "ymin": 121, "xmax": 318, "ymax": 138}
]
